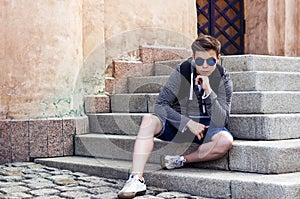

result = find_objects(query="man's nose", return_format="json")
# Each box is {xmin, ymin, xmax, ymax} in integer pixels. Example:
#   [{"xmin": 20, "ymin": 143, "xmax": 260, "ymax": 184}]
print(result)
[{"xmin": 202, "ymin": 61, "xmax": 209, "ymax": 68}]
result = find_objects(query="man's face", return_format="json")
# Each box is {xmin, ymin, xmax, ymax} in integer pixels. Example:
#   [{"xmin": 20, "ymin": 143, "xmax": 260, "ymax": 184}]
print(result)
[{"xmin": 193, "ymin": 50, "xmax": 220, "ymax": 76}]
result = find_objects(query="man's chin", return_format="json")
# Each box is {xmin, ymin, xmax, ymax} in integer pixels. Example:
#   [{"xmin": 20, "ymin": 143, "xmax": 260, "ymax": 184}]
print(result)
[{"xmin": 199, "ymin": 72, "xmax": 210, "ymax": 76}]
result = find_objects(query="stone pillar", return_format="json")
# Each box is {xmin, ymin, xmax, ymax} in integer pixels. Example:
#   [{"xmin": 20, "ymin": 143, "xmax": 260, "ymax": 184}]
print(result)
[
  {"xmin": 244, "ymin": 0, "xmax": 269, "ymax": 55},
  {"xmin": 244, "ymin": 0, "xmax": 300, "ymax": 56},
  {"xmin": 284, "ymin": 0, "xmax": 299, "ymax": 56},
  {"xmin": 268, "ymin": 0, "xmax": 286, "ymax": 56}
]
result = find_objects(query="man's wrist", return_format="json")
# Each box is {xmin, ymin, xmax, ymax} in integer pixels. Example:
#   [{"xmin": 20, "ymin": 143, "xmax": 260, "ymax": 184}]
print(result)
[
  {"xmin": 202, "ymin": 88, "xmax": 212, "ymax": 99},
  {"xmin": 182, "ymin": 120, "xmax": 192, "ymax": 133}
]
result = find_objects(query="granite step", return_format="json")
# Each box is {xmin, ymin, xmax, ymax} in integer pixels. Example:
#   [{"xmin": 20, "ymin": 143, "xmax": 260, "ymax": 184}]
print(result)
[
  {"xmin": 153, "ymin": 55, "xmax": 300, "ymax": 75},
  {"xmin": 35, "ymin": 156, "xmax": 300, "ymax": 199},
  {"xmin": 74, "ymin": 133, "xmax": 300, "ymax": 174},
  {"xmin": 87, "ymin": 113, "xmax": 300, "ymax": 140},
  {"xmin": 222, "ymin": 55, "xmax": 300, "ymax": 73},
  {"xmin": 128, "ymin": 72, "xmax": 300, "ymax": 93},
  {"xmin": 110, "ymin": 92, "xmax": 300, "ymax": 114}
]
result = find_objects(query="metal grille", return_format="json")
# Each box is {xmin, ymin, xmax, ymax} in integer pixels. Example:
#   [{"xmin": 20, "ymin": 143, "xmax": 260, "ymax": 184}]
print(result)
[{"xmin": 196, "ymin": 0, "xmax": 245, "ymax": 55}]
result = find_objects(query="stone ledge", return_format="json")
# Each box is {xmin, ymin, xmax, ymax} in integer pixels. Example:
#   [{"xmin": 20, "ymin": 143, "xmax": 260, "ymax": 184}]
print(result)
[{"xmin": 0, "ymin": 116, "xmax": 89, "ymax": 164}]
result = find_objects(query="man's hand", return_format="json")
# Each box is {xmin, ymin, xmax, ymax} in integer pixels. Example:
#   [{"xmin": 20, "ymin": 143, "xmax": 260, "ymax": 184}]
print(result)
[
  {"xmin": 195, "ymin": 75, "xmax": 212, "ymax": 95},
  {"xmin": 186, "ymin": 120, "xmax": 209, "ymax": 140}
]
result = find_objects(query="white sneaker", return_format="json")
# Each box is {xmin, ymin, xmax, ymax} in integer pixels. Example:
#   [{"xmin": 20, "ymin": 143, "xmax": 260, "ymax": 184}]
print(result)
[
  {"xmin": 118, "ymin": 174, "xmax": 146, "ymax": 199},
  {"xmin": 161, "ymin": 155, "xmax": 186, "ymax": 170}
]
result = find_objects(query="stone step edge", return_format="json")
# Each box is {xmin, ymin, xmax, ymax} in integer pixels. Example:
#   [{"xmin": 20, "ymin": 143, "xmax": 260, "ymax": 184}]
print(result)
[
  {"xmin": 87, "ymin": 112, "xmax": 300, "ymax": 141},
  {"xmin": 76, "ymin": 133, "xmax": 300, "ymax": 146},
  {"xmin": 154, "ymin": 54, "xmax": 300, "ymax": 72},
  {"xmin": 35, "ymin": 156, "xmax": 300, "ymax": 199},
  {"xmin": 128, "ymin": 71, "xmax": 300, "ymax": 78},
  {"xmin": 110, "ymin": 92, "xmax": 300, "ymax": 114},
  {"xmin": 86, "ymin": 112, "xmax": 300, "ymax": 117},
  {"xmin": 126, "ymin": 71, "xmax": 300, "ymax": 93}
]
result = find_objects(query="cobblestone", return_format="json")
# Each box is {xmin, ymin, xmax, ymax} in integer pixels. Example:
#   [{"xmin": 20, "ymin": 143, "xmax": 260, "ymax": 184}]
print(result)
[{"xmin": 0, "ymin": 162, "xmax": 210, "ymax": 199}]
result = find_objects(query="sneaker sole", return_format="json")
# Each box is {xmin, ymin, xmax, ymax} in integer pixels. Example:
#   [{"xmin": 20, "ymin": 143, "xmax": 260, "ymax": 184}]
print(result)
[
  {"xmin": 118, "ymin": 190, "xmax": 146, "ymax": 199},
  {"xmin": 160, "ymin": 155, "xmax": 169, "ymax": 169}
]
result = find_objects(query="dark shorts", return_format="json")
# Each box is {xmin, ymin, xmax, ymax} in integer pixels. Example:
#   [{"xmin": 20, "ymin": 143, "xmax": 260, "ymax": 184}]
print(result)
[{"xmin": 155, "ymin": 118, "xmax": 231, "ymax": 145}]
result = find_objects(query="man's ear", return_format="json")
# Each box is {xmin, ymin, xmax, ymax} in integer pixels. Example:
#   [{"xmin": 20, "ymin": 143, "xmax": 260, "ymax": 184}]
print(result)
[
  {"xmin": 191, "ymin": 59, "xmax": 196, "ymax": 67},
  {"xmin": 217, "ymin": 54, "xmax": 221, "ymax": 63}
]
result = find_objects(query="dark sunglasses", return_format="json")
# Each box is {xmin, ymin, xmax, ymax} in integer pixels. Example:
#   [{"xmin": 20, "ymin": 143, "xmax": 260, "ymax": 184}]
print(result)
[{"xmin": 194, "ymin": 57, "xmax": 216, "ymax": 66}]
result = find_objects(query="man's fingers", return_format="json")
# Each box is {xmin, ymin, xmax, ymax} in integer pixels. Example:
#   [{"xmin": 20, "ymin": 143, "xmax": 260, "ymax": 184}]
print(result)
[
  {"xmin": 195, "ymin": 76, "xmax": 203, "ymax": 86},
  {"xmin": 197, "ymin": 134, "xmax": 202, "ymax": 140},
  {"xmin": 197, "ymin": 132, "xmax": 203, "ymax": 140}
]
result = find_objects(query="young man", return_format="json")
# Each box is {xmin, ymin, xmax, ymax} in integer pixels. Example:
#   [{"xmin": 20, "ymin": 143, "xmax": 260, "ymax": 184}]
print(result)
[{"xmin": 118, "ymin": 34, "xmax": 233, "ymax": 199}]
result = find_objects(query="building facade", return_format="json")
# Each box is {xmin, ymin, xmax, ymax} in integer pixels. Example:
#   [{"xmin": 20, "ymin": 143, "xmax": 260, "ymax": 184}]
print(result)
[{"xmin": 0, "ymin": 0, "xmax": 299, "ymax": 163}]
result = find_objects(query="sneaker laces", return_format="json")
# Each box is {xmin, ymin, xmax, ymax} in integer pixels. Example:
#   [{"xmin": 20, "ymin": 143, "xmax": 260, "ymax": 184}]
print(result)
[
  {"xmin": 122, "ymin": 175, "xmax": 145, "ymax": 190},
  {"xmin": 170, "ymin": 156, "xmax": 186, "ymax": 167}
]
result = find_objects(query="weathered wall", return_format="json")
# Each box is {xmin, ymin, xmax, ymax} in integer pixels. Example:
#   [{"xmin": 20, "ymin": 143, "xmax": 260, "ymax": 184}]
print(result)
[
  {"xmin": 0, "ymin": 0, "xmax": 83, "ymax": 119},
  {"xmin": 83, "ymin": 0, "xmax": 197, "ymax": 95},
  {"xmin": 0, "ymin": 0, "xmax": 197, "ymax": 119},
  {"xmin": 103, "ymin": 0, "xmax": 197, "ymax": 63}
]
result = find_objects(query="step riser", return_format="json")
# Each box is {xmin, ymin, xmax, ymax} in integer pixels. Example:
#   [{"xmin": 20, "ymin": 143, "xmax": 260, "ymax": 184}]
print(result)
[
  {"xmin": 145, "ymin": 171, "xmax": 231, "ymax": 198},
  {"xmin": 228, "ymin": 114, "xmax": 300, "ymax": 140},
  {"xmin": 230, "ymin": 72, "xmax": 300, "ymax": 92},
  {"xmin": 110, "ymin": 93, "xmax": 300, "ymax": 114},
  {"xmin": 88, "ymin": 114, "xmax": 142, "ymax": 136},
  {"xmin": 231, "ymin": 92, "xmax": 300, "ymax": 114},
  {"xmin": 146, "ymin": 171, "xmax": 300, "ymax": 199},
  {"xmin": 35, "ymin": 157, "xmax": 300, "ymax": 199},
  {"xmin": 230, "ymin": 140, "xmax": 300, "ymax": 174},
  {"xmin": 88, "ymin": 114, "xmax": 300, "ymax": 140},
  {"xmin": 74, "ymin": 134, "xmax": 300, "ymax": 174},
  {"xmin": 128, "ymin": 72, "xmax": 300, "ymax": 92}
]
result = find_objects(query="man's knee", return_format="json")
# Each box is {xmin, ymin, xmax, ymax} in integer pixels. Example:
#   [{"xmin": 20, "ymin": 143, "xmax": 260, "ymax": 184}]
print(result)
[
  {"xmin": 212, "ymin": 131, "xmax": 233, "ymax": 153},
  {"xmin": 141, "ymin": 114, "xmax": 159, "ymax": 127},
  {"xmin": 140, "ymin": 114, "xmax": 162, "ymax": 135}
]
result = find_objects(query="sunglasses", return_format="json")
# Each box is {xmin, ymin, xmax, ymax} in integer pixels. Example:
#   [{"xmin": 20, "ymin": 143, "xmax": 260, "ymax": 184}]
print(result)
[{"xmin": 194, "ymin": 57, "xmax": 216, "ymax": 66}]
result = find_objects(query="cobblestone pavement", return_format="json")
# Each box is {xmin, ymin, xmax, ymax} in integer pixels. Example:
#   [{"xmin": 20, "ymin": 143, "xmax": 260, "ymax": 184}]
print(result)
[{"xmin": 0, "ymin": 162, "xmax": 209, "ymax": 199}]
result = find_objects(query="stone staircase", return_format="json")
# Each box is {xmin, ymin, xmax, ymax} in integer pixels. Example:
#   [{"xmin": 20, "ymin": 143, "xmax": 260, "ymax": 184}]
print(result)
[{"xmin": 36, "ymin": 55, "xmax": 300, "ymax": 198}]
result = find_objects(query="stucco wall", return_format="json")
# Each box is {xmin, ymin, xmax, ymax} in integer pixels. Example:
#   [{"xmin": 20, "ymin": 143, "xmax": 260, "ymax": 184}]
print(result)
[{"xmin": 0, "ymin": 0, "xmax": 197, "ymax": 119}]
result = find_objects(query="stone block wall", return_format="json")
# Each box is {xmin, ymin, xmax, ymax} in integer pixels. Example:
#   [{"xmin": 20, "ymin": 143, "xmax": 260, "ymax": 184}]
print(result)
[{"xmin": 0, "ymin": 117, "xmax": 89, "ymax": 164}]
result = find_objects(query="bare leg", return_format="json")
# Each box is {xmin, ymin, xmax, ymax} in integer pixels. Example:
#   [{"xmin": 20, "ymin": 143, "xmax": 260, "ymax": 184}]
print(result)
[
  {"xmin": 184, "ymin": 131, "xmax": 233, "ymax": 163},
  {"xmin": 131, "ymin": 114, "xmax": 162, "ymax": 178}
]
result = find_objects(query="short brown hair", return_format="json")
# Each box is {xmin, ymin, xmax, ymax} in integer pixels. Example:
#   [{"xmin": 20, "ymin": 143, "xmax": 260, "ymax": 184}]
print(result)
[{"xmin": 191, "ymin": 34, "xmax": 221, "ymax": 56}]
